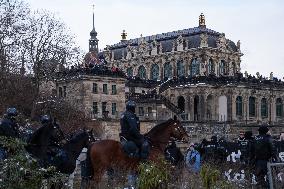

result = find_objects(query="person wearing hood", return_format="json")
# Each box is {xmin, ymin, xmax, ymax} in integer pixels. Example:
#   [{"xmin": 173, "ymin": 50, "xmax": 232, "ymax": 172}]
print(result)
[{"xmin": 253, "ymin": 126, "xmax": 276, "ymax": 188}]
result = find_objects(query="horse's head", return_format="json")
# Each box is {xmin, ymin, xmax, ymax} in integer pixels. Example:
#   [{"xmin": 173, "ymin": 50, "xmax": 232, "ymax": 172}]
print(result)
[
  {"xmin": 48, "ymin": 118, "xmax": 65, "ymax": 143},
  {"xmin": 77, "ymin": 128, "xmax": 96, "ymax": 147},
  {"xmin": 169, "ymin": 119, "xmax": 189, "ymax": 143}
]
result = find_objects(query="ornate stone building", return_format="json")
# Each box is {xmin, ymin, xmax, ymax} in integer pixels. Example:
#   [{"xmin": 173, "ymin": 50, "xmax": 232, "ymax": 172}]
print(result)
[
  {"xmin": 42, "ymin": 13, "xmax": 284, "ymax": 140},
  {"xmin": 99, "ymin": 13, "xmax": 284, "ymax": 139}
]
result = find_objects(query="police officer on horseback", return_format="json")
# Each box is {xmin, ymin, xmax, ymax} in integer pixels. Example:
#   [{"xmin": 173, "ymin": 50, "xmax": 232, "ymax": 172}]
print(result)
[
  {"xmin": 120, "ymin": 100, "xmax": 149, "ymax": 159},
  {"xmin": 40, "ymin": 114, "xmax": 67, "ymax": 166},
  {"xmin": 0, "ymin": 107, "xmax": 19, "ymax": 138}
]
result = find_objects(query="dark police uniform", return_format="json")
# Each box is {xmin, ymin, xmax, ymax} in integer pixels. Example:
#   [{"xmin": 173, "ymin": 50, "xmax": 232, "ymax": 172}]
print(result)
[
  {"xmin": 120, "ymin": 110, "xmax": 144, "ymax": 148},
  {"xmin": 0, "ymin": 116, "xmax": 19, "ymax": 138},
  {"xmin": 253, "ymin": 133, "xmax": 275, "ymax": 188}
]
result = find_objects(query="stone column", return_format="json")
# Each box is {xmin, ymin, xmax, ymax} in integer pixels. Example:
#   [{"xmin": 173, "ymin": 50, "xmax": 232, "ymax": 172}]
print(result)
[
  {"xmin": 200, "ymin": 94, "xmax": 205, "ymax": 121},
  {"xmin": 270, "ymin": 97, "xmax": 276, "ymax": 123},
  {"xmin": 186, "ymin": 96, "xmax": 191, "ymax": 120},
  {"xmin": 243, "ymin": 96, "xmax": 248, "ymax": 123},
  {"xmin": 256, "ymin": 97, "xmax": 261, "ymax": 122},
  {"xmin": 227, "ymin": 94, "xmax": 233, "ymax": 121},
  {"xmin": 172, "ymin": 60, "xmax": 177, "ymax": 77},
  {"xmin": 185, "ymin": 58, "xmax": 190, "ymax": 77},
  {"xmin": 160, "ymin": 61, "xmax": 164, "ymax": 80},
  {"xmin": 204, "ymin": 95, "xmax": 208, "ymax": 121},
  {"xmin": 231, "ymin": 95, "xmax": 236, "ymax": 121}
]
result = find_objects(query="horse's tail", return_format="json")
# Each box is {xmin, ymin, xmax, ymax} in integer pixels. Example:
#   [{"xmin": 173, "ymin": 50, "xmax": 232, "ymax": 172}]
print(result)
[{"xmin": 84, "ymin": 143, "xmax": 94, "ymax": 178}]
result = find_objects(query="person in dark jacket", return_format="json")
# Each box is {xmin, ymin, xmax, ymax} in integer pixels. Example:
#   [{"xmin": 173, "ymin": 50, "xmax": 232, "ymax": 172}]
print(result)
[
  {"xmin": 120, "ymin": 101, "xmax": 149, "ymax": 159},
  {"xmin": 0, "ymin": 107, "xmax": 19, "ymax": 160},
  {"xmin": 238, "ymin": 131, "xmax": 254, "ymax": 164},
  {"xmin": 164, "ymin": 140, "xmax": 184, "ymax": 166},
  {"xmin": 253, "ymin": 126, "xmax": 276, "ymax": 188},
  {"xmin": 0, "ymin": 107, "xmax": 19, "ymax": 138}
]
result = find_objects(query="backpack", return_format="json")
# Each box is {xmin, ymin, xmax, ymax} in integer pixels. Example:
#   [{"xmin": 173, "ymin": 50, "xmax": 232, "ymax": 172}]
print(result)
[{"xmin": 188, "ymin": 151, "xmax": 197, "ymax": 165}]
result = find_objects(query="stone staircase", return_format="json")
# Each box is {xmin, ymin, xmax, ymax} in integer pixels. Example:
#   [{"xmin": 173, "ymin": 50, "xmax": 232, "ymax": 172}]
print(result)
[{"xmin": 127, "ymin": 93, "xmax": 182, "ymax": 114}]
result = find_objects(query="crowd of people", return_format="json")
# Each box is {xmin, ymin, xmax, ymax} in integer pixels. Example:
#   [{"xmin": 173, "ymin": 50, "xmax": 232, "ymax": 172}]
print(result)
[
  {"xmin": 1, "ymin": 104, "xmax": 283, "ymax": 188},
  {"xmin": 162, "ymin": 126, "xmax": 282, "ymax": 188}
]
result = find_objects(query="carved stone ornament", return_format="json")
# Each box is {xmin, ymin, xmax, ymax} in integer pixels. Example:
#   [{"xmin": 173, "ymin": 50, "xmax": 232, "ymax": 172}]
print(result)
[
  {"xmin": 237, "ymin": 40, "xmax": 241, "ymax": 51},
  {"xmin": 200, "ymin": 33, "xmax": 208, "ymax": 48},
  {"xmin": 138, "ymin": 39, "xmax": 149, "ymax": 56},
  {"xmin": 177, "ymin": 35, "xmax": 183, "ymax": 45},
  {"xmin": 217, "ymin": 33, "xmax": 227, "ymax": 50}
]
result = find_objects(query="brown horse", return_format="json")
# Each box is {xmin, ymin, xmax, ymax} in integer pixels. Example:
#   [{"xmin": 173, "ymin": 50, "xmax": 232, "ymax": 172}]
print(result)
[{"xmin": 87, "ymin": 118, "xmax": 189, "ymax": 184}]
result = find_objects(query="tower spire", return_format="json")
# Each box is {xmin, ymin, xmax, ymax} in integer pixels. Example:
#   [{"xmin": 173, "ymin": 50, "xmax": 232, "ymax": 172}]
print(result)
[
  {"xmin": 199, "ymin": 13, "xmax": 206, "ymax": 28},
  {"xmin": 89, "ymin": 4, "xmax": 99, "ymax": 53},
  {"xmin": 92, "ymin": 4, "xmax": 95, "ymax": 29}
]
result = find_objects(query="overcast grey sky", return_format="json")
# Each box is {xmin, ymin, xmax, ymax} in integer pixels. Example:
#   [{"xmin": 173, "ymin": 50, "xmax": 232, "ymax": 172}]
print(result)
[{"xmin": 27, "ymin": 0, "xmax": 284, "ymax": 78}]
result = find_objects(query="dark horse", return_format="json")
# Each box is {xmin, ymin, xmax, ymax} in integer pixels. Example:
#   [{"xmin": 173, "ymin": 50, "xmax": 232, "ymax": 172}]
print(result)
[
  {"xmin": 87, "ymin": 118, "xmax": 189, "ymax": 184},
  {"xmin": 25, "ymin": 119, "xmax": 65, "ymax": 164},
  {"xmin": 56, "ymin": 129, "xmax": 95, "ymax": 174}
]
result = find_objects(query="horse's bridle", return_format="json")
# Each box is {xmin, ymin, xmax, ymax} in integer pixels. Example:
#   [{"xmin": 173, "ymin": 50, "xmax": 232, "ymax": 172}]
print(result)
[{"xmin": 173, "ymin": 122, "xmax": 188, "ymax": 142}]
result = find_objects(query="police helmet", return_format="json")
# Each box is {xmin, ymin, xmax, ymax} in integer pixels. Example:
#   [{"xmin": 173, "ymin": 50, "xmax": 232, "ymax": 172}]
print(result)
[
  {"xmin": 40, "ymin": 115, "xmax": 51, "ymax": 124},
  {"xmin": 258, "ymin": 126, "xmax": 269, "ymax": 135},
  {"xmin": 6, "ymin": 107, "xmax": 18, "ymax": 117},
  {"xmin": 126, "ymin": 100, "xmax": 136, "ymax": 111}
]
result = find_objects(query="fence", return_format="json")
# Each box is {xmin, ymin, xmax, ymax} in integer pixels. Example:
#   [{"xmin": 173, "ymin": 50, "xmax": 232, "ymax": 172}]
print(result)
[{"xmin": 267, "ymin": 162, "xmax": 284, "ymax": 189}]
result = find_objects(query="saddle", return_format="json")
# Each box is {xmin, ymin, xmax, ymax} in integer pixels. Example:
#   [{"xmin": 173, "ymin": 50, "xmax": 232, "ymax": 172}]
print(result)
[{"xmin": 120, "ymin": 135, "xmax": 150, "ymax": 159}]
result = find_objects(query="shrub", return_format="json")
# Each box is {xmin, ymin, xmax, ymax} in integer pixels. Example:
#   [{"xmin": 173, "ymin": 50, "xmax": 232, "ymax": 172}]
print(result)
[
  {"xmin": 137, "ymin": 159, "xmax": 170, "ymax": 189},
  {"xmin": 0, "ymin": 136, "xmax": 67, "ymax": 189}
]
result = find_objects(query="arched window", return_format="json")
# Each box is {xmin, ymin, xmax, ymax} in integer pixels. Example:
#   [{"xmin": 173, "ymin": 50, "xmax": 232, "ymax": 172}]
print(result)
[
  {"xmin": 177, "ymin": 60, "xmax": 185, "ymax": 77},
  {"xmin": 261, "ymin": 98, "xmax": 268, "ymax": 118},
  {"xmin": 164, "ymin": 62, "xmax": 172, "ymax": 79},
  {"xmin": 208, "ymin": 59, "xmax": 214, "ymax": 75},
  {"xmin": 138, "ymin": 66, "xmax": 146, "ymax": 79},
  {"xmin": 219, "ymin": 60, "xmax": 226, "ymax": 75},
  {"xmin": 194, "ymin": 95, "xmax": 199, "ymax": 121},
  {"xmin": 150, "ymin": 64, "xmax": 159, "ymax": 81},
  {"xmin": 177, "ymin": 96, "xmax": 185, "ymax": 112},
  {"xmin": 276, "ymin": 98, "xmax": 283, "ymax": 117},
  {"xmin": 190, "ymin": 58, "xmax": 200, "ymax": 76},
  {"xmin": 249, "ymin": 96, "xmax": 256, "ymax": 117},
  {"xmin": 236, "ymin": 96, "xmax": 243, "ymax": 116},
  {"xmin": 232, "ymin": 62, "xmax": 236, "ymax": 75},
  {"xmin": 126, "ymin": 67, "xmax": 133, "ymax": 77}
]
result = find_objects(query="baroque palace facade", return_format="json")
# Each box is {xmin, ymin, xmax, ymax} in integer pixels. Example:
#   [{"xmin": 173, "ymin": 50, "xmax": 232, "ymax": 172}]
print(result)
[{"xmin": 52, "ymin": 13, "xmax": 284, "ymax": 140}]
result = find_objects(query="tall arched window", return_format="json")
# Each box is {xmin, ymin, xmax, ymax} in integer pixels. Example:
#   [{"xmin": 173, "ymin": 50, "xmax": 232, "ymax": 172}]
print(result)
[
  {"xmin": 208, "ymin": 59, "xmax": 214, "ymax": 75},
  {"xmin": 236, "ymin": 96, "xmax": 243, "ymax": 116},
  {"xmin": 219, "ymin": 60, "xmax": 226, "ymax": 75},
  {"xmin": 164, "ymin": 62, "xmax": 172, "ymax": 79},
  {"xmin": 249, "ymin": 96, "xmax": 256, "ymax": 117},
  {"xmin": 276, "ymin": 98, "xmax": 283, "ymax": 117},
  {"xmin": 261, "ymin": 98, "xmax": 268, "ymax": 118},
  {"xmin": 150, "ymin": 64, "xmax": 159, "ymax": 81},
  {"xmin": 190, "ymin": 58, "xmax": 200, "ymax": 76},
  {"xmin": 138, "ymin": 66, "xmax": 146, "ymax": 79},
  {"xmin": 177, "ymin": 96, "xmax": 185, "ymax": 112},
  {"xmin": 177, "ymin": 60, "xmax": 185, "ymax": 77},
  {"xmin": 126, "ymin": 67, "xmax": 133, "ymax": 77}
]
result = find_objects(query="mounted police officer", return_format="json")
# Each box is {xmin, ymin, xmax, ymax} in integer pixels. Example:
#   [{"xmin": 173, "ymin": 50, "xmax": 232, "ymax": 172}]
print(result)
[
  {"xmin": 120, "ymin": 100, "xmax": 149, "ymax": 159},
  {"xmin": 253, "ymin": 126, "xmax": 276, "ymax": 188},
  {"xmin": 0, "ymin": 107, "xmax": 19, "ymax": 138},
  {"xmin": 40, "ymin": 115, "xmax": 67, "ymax": 166},
  {"xmin": 0, "ymin": 107, "xmax": 19, "ymax": 159}
]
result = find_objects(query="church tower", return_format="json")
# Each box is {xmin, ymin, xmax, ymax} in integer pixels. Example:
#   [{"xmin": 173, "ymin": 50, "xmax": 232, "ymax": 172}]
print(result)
[{"xmin": 89, "ymin": 5, "xmax": 99, "ymax": 53}]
